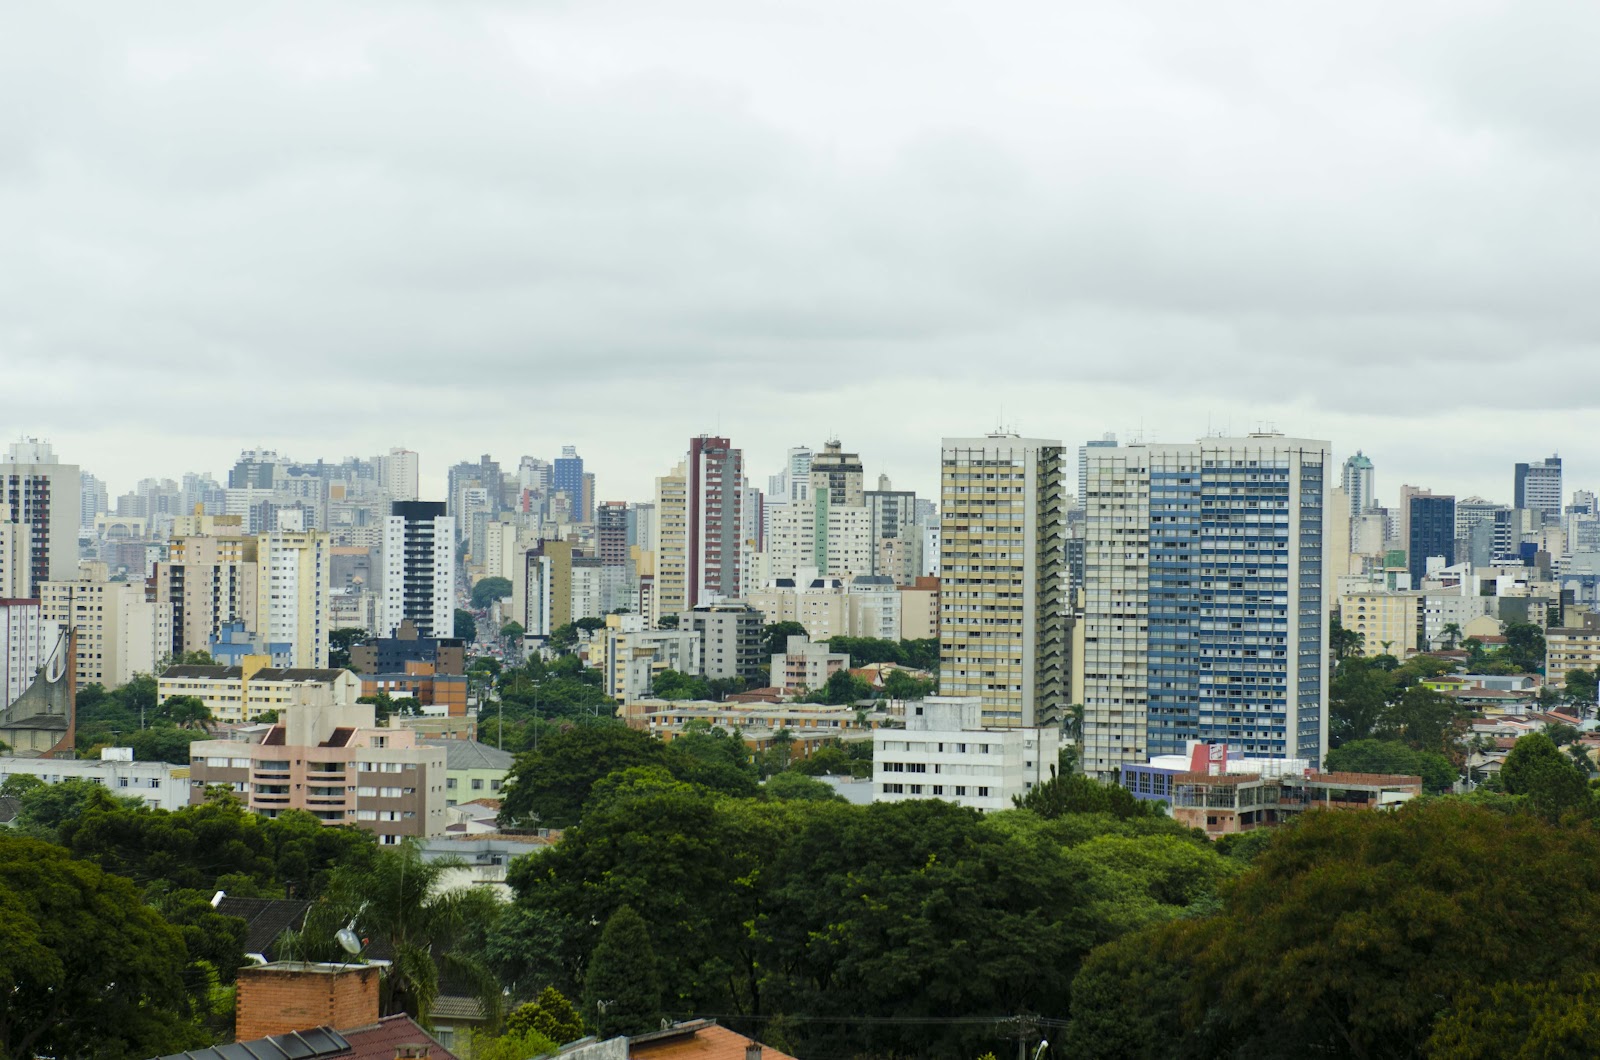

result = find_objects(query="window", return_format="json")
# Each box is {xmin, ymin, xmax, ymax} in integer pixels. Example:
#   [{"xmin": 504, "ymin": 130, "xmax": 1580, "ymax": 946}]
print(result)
[
  {"xmin": 471, "ymin": 779, "xmax": 484, "ymax": 790},
  {"xmin": 446, "ymin": 778, "xmax": 457, "ymax": 789}
]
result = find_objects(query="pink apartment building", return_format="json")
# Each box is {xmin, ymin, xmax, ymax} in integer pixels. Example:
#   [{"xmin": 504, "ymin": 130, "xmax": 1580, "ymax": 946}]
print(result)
[{"xmin": 189, "ymin": 699, "xmax": 448, "ymax": 843}]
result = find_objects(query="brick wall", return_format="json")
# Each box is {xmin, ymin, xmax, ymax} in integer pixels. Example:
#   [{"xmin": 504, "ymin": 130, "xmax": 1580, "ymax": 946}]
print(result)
[{"xmin": 236, "ymin": 963, "xmax": 381, "ymax": 1041}]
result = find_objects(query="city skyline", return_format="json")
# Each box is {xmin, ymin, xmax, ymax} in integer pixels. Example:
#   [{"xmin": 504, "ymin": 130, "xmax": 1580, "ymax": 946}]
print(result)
[{"xmin": 42, "ymin": 428, "xmax": 1594, "ymax": 520}]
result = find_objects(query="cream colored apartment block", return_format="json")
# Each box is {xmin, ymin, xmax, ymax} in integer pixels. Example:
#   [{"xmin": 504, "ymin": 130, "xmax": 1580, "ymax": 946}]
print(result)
[
  {"xmin": 938, "ymin": 434, "xmax": 1067, "ymax": 728},
  {"xmin": 160, "ymin": 533, "xmax": 259, "ymax": 657},
  {"xmin": 899, "ymin": 582, "xmax": 940, "ymax": 641},
  {"xmin": 256, "ymin": 530, "xmax": 331, "ymax": 669},
  {"xmin": 652, "ymin": 463, "xmax": 689, "ymax": 625},
  {"xmin": 1547, "ymin": 627, "xmax": 1600, "ymax": 688},
  {"xmin": 1340, "ymin": 591, "xmax": 1421, "ymax": 657},
  {"xmin": 39, "ymin": 577, "xmax": 167, "ymax": 688}
]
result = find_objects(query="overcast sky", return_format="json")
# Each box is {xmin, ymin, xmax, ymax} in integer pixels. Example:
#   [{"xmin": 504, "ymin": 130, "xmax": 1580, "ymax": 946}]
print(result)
[{"xmin": 4, "ymin": 0, "xmax": 1596, "ymax": 506}]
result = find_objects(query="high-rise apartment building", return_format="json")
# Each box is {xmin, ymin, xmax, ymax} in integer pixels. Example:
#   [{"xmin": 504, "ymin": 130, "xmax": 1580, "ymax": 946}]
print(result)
[
  {"xmin": 1078, "ymin": 434, "xmax": 1118, "ymax": 508},
  {"xmin": 447, "ymin": 456, "xmax": 501, "ymax": 528},
  {"xmin": 380, "ymin": 448, "xmax": 420, "ymax": 502},
  {"xmin": 553, "ymin": 446, "xmax": 588, "ymax": 523},
  {"xmin": 1408, "ymin": 493, "xmax": 1457, "ymax": 584},
  {"xmin": 1, "ymin": 440, "xmax": 81, "ymax": 598},
  {"xmin": 80, "ymin": 471, "xmax": 109, "ymax": 530},
  {"xmin": 512, "ymin": 540, "xmax": 574, "ymax": 637},
  {"xmin": 0, "ymin": 523, "xmax": 28, "ymax": 600},
  {"xmin": 866, "ymin": 480, "xmax": 922, "ymax": 585},
  {"xmin": 228, "ymin": 449, "xmax": 279, "ymax": 489},
  {"xmin": 160, "ymin": 527, "xmax": 259, "ymax": 658},
  {"xmin": 652, "ymin": 463, "xmax": 689, "ymax": 624},
  {"xmin": 937, "ymin": 433, "xmax": 1067, "ymax": 728},
  {"xmin": 40, "ymin": 576, "xmax": 168, "ymax": 688},
  {"xmin": 381, "ymin": 502, "xmax": 455, "ymax": 638},
  {"xmin": 1515, "ymin": 455, "xmax": 1563, "ymax": 522},
  {"xmin": 1341, "ymin": 451, "xmax": 1376, "ymax": 517},
  {"xmin": 688, "ymin": 436, "xmax": 744, "ymax": 606},
  {"xmin": 1080, "ymin": 434, "xmax": 1330, "ymax": 778},
  {"xmin": 597, "ymin": 501, "xmax": 630, "ymax": 565},
  {"xmin": 1, "ymin": 599, "xmax": 49, "ymax": 711},
  {"xmin": 627, "ymin": 502, "xmax": 656, "ymax": 550},
  {"xmin": 255, "ymin": 530, "xmax": 331, "ymax": 668},
  {"xmin": 804, "ymin": 440, "xmax": 864, "ymax": 577},
  {"xmin": 1454, "ymin": 497, "xmax": 1506, "ymax": 545},
  {"xmin": 768, "ymin": 447, "xmax": 814, "ymax": 503}
]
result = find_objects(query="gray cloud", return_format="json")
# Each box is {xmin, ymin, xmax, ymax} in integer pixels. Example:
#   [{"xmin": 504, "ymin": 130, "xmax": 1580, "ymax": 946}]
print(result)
[{"xmin": 2, "ymin": 0, "xmax": 1597, "ymax": 506}]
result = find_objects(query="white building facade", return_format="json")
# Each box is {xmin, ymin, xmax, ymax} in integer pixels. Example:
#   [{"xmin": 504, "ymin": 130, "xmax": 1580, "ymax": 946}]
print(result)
[
  {"xmin": 381, "ymin": 502, "xmax": 456, "ymax": 639},
  {"xmin": 873, "ymin": 697, "xmax": 1059, "ymax": 812}
]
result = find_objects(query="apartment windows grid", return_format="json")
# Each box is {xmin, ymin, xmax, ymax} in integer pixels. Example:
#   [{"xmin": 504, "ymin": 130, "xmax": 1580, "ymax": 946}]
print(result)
[{"xmin": 1082, "ymin": 437, "xmax": 1329, "ymax": 779}]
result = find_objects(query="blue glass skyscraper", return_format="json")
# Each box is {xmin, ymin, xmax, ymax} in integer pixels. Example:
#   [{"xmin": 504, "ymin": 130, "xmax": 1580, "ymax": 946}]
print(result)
[{"xmin": 1082, "ymin": 434, "xmax": 1329, "ymax": 777}]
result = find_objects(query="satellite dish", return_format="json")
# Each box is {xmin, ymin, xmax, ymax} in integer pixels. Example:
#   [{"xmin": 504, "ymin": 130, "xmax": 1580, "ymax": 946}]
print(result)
[{"xmin": 336, "ymin": 927, "xmax": 362, "ymax": 956}]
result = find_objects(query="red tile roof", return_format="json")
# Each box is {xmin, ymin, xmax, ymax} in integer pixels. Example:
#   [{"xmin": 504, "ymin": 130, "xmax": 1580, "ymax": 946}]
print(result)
[
  {"xmin": 630, "ymin": 1023, "xmax": 797, "ymax": 1060},
  {"xmin": 341, "ymin": 1014, "xmax": 459, "ymax": 1060}
]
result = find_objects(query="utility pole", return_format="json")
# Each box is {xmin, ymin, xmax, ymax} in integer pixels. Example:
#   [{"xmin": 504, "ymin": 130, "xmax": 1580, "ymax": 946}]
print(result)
[{"xmin": 1010, "ymin": 1015, "xmax": 1040, "ymax": 1060}]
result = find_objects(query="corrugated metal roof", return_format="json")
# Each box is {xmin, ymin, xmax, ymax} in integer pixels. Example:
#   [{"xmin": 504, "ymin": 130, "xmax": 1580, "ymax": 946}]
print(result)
[{"xmin": 152, "ymin": 1026, "xmax": 350, "ymax": 1060}]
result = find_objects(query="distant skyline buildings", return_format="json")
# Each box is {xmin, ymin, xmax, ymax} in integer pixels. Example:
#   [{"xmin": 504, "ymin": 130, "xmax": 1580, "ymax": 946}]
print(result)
[
  {"xmin": 1342, "ymin": 451, "xmax": 1376, "ymax": 516},
  {"xmin": 48, "ymin": 429, "xmax": 1600, "ymax": 543},
  {"xmin": 1514, "ymin": 455, "xmax": 1563, "ymax": 522}
]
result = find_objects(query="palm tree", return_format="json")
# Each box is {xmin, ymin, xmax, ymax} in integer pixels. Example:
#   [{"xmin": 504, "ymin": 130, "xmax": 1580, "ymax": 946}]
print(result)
[
  {"xmin": 1441, "ymin": 623, "xmax": 1463, "ymax": 651},
  {"xmin": 160, "ymin": 694, "xmax": 215, "ymax": 733},
  {"xmin": 282, "ymin": 842, "xmax": 503, "ymax": 1029}
]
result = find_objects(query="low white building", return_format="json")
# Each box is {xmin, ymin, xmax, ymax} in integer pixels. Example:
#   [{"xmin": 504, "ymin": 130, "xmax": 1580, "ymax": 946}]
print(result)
[
  {"xmin": 872, "ymin": 696, "xmax": 1060, "ymax": 812},
  {"xmin": 0, "ymin": 747, "xmax": 190, "ymax": 811}
]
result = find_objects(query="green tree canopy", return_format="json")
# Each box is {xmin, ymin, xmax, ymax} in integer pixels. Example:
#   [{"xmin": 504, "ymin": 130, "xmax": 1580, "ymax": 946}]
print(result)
[
  {"xmin": 583, "ymin": 905, "xmax": 663, "ymax": 1038},
  {"xmin": 1324, "ymin": 738, "xmax": 1457, "ymax": 794},
  {"xmin": 1330, "ymin": 614, "xmax": 1365, "ymax": 660},
  {"xmin": 329, "ymin": 627, "xmax": 366, "ymax": 670},
  {"xmin": 508, "ymin": 769, "xmax": 1219, "ymax": 1058},
  {"xmin": 810, "ymin": 636, "xmax": 940, "ymax": 672},
  {"xmin": 0, "ymin": 833, "xmax": 208, "ymax": 1059},
  {"xmin": 763, "ymin": 770, "xmax": 844, "ymax": 801},
  {"xmin": 1504, "ymin": 621, "xmax": 1547, "ymax": 673},
  {"xmin": 651, "ymin": 669, "xmax": 710, "ymax": 701},
  {"xmin": 500, "ymin": 620, "xmax": 525, "ymax": 640},
  {"xmin": 1012, "ymin": 769, "xmax": 1162, "ymax": 819},
  {"xmin": 454, "ymin": 608, "xmax": 478, "ymax": 641},
  {"xmin": 803, "ymin": 668, "xmax": 872, "ymax": 705},
  {"xmin": 1500, "ymin": 732, "xmax": 1593, "ymax": 820},
  {"xmin": 1427, "ymin": 973, "xmax": 1600, "ymax": 1059},
  {"xmin": 157, "ymin": 694, "xmax": 216, "ymax": 731},
  {"xmin": 1565, "ymin": 667, "xmax": 1598, "ymax": 707},
  {"xmin": 761, "ymin": 621, "xmax": 809, "ymax": 657},
  {"xmin": 1329, "ymin": 656, "xmax": 1394, "ymax": 746},
  {"xmin": 1082, "ymin": 800, "xmax": 1600, "ymax": 1059},
  {"xmin": 504, "ymin": 985, "xmax": 584, "ymax": 1046},
  {"xmin": 882, "ymin": 668, "xmax": 937, "ymax": 700},
  {"xmin": 500, "ymin": 724, "xmax": 666, "ymax": 827},
  {"xmin": 54, "ymin": 791, "xmax": 374, "ymax": 898},
  {"xmin": 471, "ymin": 576, "xmax": 514, "ymax": 608}
]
